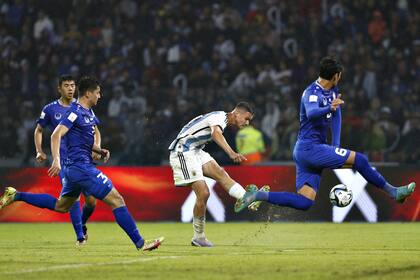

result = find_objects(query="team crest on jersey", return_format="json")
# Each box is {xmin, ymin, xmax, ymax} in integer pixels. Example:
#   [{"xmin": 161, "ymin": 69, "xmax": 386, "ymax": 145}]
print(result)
[
  {"xmin": 322, "ymin": 97, "xmax": 328, "ymax": 106},
  {"xmin": 54, "ymin": 113, "xmax": 62, "ymax": 120},
  {"xmin": 84, "ymin": 116, "xmax": 91, "ymax": 123}
]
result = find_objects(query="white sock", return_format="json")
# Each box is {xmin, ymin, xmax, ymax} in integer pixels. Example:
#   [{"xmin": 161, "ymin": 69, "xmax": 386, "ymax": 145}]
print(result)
[
  {"xmin": 193, "ymin": 216, "xmax": 205, "ymax": 239},
  {"xmin": 228, "ymin": 183, "xmax": 246, "ymax": 199}
]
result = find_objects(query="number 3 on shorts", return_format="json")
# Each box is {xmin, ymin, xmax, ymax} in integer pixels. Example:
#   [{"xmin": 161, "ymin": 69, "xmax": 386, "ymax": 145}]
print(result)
[
  {"xmin": 96, "ymin": 172, "xmax": 109, "ymax": 184},
  {"xmin": 335, "ymin": 148, "xmax": 347, "ymax": 157}
]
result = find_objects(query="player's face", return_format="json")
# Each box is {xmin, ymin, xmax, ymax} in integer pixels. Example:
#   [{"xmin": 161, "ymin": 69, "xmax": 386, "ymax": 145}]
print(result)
[
  {"xmin": 332, "ymin": 72, "xmax": 342, "ymax": 86},
  {"xmin": 58, "ymin": 80, "xmax": 76, "ymax": 100},
  {"xmin": 235, "ymin": 111, "xmax": 253, "ymax": 129},
  {"xmin": 88, "ymin": 86, "xmax": 101, "ymax": 106}
]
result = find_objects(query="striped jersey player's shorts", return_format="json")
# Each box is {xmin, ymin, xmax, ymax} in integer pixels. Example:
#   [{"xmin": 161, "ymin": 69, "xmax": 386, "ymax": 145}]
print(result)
[{"xmin": 169, "ymin": 149, "xmax": 214, "ymax": 186}]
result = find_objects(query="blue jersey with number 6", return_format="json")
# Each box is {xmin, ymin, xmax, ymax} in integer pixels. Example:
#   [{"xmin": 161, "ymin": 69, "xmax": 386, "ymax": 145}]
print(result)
[{"xmin": 293, "ymin": 81, "xmax": 350, "ymax": 192}]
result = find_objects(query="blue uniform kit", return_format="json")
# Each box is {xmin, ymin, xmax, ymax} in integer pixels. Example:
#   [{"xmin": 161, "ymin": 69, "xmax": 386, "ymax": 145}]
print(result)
[
  {"xmin": 59, "ymin": 103, "xmax": 113, "ymax": 199},
  {"xmin": 294, "ymin": 81, "xmax": 349, "ymax": 192},
  {"xmin": 37, "ymin": 100, "xmax": 72, "ymax": 178}
]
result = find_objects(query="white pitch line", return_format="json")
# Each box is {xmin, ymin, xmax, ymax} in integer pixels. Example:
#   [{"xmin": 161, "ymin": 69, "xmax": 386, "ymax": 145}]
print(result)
[{"xmin": 5, "ymin": 256, "xmax": 182, "ymax": 275}]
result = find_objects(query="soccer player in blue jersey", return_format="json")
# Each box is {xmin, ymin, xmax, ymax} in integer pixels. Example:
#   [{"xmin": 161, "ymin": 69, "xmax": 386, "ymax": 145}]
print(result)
[
  {"xmin": 34, "ymin": 74, "xmax": 98, "ymax": 245},
  {"xmin": 0, "ymin": 77, "xmax": 163, "ymax": 251},
  {"xmin": 235, "ymin": 56, "xmax": 416, "ymax": 212}
]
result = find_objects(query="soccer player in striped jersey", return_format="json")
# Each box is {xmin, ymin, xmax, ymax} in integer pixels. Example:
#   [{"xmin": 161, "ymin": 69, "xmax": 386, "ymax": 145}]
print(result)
[
  {"xmin": 169, "ymin": 102, "xmax": 268, "ymax": 247},
  {"xmin": 235, "ymin": 57, "xmax": 416, "ymax": 213},
  {"xmin": 34, "ymin": 75, "xmax": 98, "ymax": 245}
]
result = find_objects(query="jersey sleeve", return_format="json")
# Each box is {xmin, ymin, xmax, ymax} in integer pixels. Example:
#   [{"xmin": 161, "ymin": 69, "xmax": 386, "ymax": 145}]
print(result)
[
  {"xmin": 60, "ymin": 110, "xmax": 78, "ymax": 129},
  {"xmin": 92, "ymin": 110, "xmax": 100, "ymax": 126},
  {"xmin": 207, "ymin": 112, "xmax": 227, "ymax": 131},
  {"xmin": 303, "ymin": 90, "xmax": 331, "ymax": 120},
  {"xmin": 36, "ymin": 105, "xmax": 51, "ymax": 128},
  {"xmin": 331, "ymin": 107, "xmax": 342, "ymax": 146}
]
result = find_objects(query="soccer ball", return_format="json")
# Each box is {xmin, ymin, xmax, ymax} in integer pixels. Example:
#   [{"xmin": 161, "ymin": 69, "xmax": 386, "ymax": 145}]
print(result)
[{"xmin": 329, "ymin": 184, "xmax": 353, "ymax": 207}]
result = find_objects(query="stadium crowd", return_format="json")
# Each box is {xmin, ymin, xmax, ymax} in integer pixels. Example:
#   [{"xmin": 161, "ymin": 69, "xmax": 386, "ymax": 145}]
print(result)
[{"xmin": 0, "ymin": 0, "xmax": 419, "ymax": 166}]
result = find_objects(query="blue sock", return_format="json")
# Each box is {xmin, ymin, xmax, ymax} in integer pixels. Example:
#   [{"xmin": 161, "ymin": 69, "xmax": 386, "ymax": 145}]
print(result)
[
  {"xmin": 112, "ymin": 206, "xmax": 144, "ymax": 248},
  {"xmin": 256, "ymin": 191, "xmax": 269, "ymax": 201},
  {"xmin": 354, "ymin": 153, "xmax": 397, "ymax": 198},
  {"xmin": 14, "ymin": 192, "xmax": 57, "ymax": 210},
  {"xmin": 265, "ymin": 192, "xmax": 314, "ymax": 210},
  {"xmin": 81, "ymin": 204, "xmax": 95, "ymax": 225},
  {"xmin": 69, "ymin": 201, "xmax": 84, "ymax": 241}
]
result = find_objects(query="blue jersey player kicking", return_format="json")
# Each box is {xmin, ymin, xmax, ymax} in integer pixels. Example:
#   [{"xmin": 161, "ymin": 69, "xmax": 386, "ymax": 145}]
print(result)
[
  {"xmin": 0, "ymin": 77, "xmax": 163, "ymax": 251},
  {"xmin": 235, "ymin": 56, "xmax": 416, "ymax": 212},
  {"xmin": 34, "ymin": 74, "xmax": 98, "ymax": 245}
]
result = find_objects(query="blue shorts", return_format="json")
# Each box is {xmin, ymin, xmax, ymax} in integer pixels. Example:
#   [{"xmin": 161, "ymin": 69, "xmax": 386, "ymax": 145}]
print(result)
[
  {"xmin": 61, "ymin": 164, "xmax": 113, "ymax": 199},
  {"xmin": 293, "ymin": 142, "xmax": 350, "ymax": 192}
]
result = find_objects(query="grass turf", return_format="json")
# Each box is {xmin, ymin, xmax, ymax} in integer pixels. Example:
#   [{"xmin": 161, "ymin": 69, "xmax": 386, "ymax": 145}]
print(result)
[{"xmin": 0, "ymin": 222, "xmax": 419, "ymax": 280}]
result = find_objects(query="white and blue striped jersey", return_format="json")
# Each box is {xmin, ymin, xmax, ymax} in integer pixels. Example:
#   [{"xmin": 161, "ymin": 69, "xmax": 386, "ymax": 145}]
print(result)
[{"xmin": 168, "ymin": 111, "xmax": 228, "ymax": 152}]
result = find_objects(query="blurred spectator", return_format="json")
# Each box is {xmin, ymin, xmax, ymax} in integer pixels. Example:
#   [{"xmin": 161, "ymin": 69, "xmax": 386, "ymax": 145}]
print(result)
[
  {"xmin": 368, "ymin": 10, "xmax": 386, "ymax": 44},
  {"xmin": 33, "ymin": 11, "xmax": 54, "ymax": 40},
  {"xmin": 0, "ymin": 0, "xmax": 418, "ymax": 165},
  {"xmin": 236, "ymin": 123, "xmax": 266, "ymax": 165}
]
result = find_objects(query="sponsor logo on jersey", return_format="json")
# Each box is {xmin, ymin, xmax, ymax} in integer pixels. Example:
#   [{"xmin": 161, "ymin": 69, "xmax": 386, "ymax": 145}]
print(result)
[{"xmin": 67, "ymin": 112, "xmax": 78, "ymax": 122}]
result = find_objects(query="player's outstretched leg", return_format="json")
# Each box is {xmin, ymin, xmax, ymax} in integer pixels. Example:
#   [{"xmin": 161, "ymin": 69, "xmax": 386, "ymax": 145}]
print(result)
[
  {"xmin": 202, "ymin": 160, "xmax": 268, "ymax": 211},
  {"xmin": 0, "ymin": 187, "xmax": 58, "ymax": 210},
  {"xmin": 103, "ymin": 187, "xmax": 164, "ymax": 251},
  {"xmin": 235, "ymin": 187, "xmax": 314, "ymax": 213},
  {"xmin": 349, "ymin": 152, "xmax": 416, "ymax": 203}
]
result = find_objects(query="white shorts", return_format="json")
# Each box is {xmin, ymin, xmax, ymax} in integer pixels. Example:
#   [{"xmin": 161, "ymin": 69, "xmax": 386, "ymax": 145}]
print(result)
[{"xmin": 169, "ymin": 150, "xmax": 214, "ymax": 186}]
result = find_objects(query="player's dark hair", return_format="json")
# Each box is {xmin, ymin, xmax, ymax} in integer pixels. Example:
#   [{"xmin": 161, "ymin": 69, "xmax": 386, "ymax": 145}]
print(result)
[
  {"xmin": 58, "ymin": 74, "xmax": 75, "ymax": 86},
  {"xmin": 319, "ymin": 56, "xmax": 343, "ymax": 80},
  {"xmin": 235, "ymin": 102, "xmax": 253, "ymax": 114},
  {"xmin": 78, "ymin": 76, "xmax": 100, "ymax": 96}
]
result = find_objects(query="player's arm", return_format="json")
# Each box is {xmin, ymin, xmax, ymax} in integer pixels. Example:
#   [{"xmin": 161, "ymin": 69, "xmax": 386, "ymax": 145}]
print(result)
[
  {"xmin": 211, "ymin": 125, "xmax": 246, "ymax": 163},
  {"xmin": 331, "ymin": 107, "xmax": 342, "ymax": 146},
  {"xmin": 48, "ymin": 125, "xmax": 69, "ymax": 177},
  {"xmin": 92, "ymin": 129, "xmax": 110, "ymax": 163},
  {"xmin": 92, "ymin": 126, "xmax": 103, "ymax": 161},
  {"xmin": 34, "ymin": 124, "xmax": 47, "ymax": 162},
  {"xmin": 305, "ymin": 93, "xmax": 344, "ymax": 120}
]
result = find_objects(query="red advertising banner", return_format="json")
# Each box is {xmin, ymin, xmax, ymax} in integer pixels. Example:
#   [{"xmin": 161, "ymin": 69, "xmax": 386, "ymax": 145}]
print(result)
[{"xmin": 0, "ymin": 166, "xmax": 418, "ymax": 222}]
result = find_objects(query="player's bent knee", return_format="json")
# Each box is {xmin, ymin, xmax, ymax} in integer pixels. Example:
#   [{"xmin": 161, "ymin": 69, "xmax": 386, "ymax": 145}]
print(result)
[
  {"xmin": 103, "ymin": 188, "xmax": 126, "ymax": 209},
  {"xmin": 55, "ymin": 205, "xmax": 71, "ymax": 213},
  {"xmin": 197, "ymin": 189, "xmax": 210, "ymax": 201},
  {"xmin": 84, "ymin": 196, "xmax": 97, "ymax": 207}
]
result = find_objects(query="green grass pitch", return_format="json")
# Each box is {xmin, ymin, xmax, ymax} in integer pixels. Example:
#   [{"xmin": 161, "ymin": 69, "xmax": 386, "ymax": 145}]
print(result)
[{"xmin": 0, "ymin": 222, "xmax": 419, "ymax": 279}]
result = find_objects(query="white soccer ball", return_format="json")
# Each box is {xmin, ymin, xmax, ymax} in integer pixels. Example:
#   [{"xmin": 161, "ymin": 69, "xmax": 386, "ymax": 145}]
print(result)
[{"xmin": 329, "ymin": 184, "xmax": 353, "ymax": 207}]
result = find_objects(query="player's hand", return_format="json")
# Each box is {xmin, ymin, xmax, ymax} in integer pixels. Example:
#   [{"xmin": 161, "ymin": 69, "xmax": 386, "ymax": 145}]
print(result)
[
  {"xmin": 36, "ymin": 151, "xmax": 47, "ymax": 162},
  {"xmin": 48, "ymin": 159, "xmax": 61, "ymax": 177},
  {"xmin": 100, "ymin": 149, "xmax": 110, "ymax": 163},
  {"xmin": 229, "ymin": 152, "xmax": 247, "ymax": 163},
  {"xmin": 92, "ymin": 151, "xmax": 102, "ymax": 161},
  {"xmin": 330, "ymin": 94, "xmax": 344, "ymax": 111}
]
